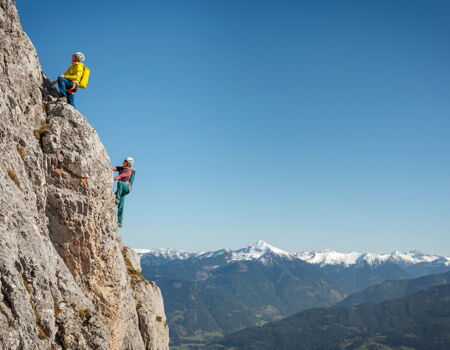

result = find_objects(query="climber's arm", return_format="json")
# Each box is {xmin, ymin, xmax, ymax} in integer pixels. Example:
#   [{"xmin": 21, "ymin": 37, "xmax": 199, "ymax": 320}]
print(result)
[{"xmin": 114, "ymin": 168, "xmax": 132, "ymax": 181}]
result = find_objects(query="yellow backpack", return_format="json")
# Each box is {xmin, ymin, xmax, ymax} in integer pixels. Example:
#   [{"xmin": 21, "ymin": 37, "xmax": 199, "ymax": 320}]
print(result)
[{"xmin": 79, "ymin": 66, "xmax": 90, "ymax": 89}]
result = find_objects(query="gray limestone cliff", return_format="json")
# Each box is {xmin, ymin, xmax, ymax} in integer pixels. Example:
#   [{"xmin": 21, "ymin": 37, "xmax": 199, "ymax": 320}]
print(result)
[{"xmin": 0, "ymin": 1, "xmax": 169, "ymax": 349}]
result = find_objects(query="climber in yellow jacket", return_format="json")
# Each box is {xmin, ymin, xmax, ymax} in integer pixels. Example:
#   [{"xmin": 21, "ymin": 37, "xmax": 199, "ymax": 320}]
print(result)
[{"xmin": 52, "ymin": 52, "xmax": 85, "ymax": 107}]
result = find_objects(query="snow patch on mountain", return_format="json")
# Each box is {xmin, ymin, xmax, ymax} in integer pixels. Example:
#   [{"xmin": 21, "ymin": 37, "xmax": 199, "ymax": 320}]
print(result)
[
  {"xmin": 297, "ymin": 250, "xmax": 361, "ymax": 267},
  {"xmin": 358, "ymin": 251, "xmax": 450, "ymax": 267},
  {"xmin": 135, "ymin": 248, "xmax": 202, "ymax": 263},
  {"xmin": 302, "ymin": 250, "xmax": 450, "ymax": 267},
  {"xmin": 198, "ymin": 249, "xmax": 232, "ymax": 259},
  {"xmin": 231, "ymin": 240, "xmax": 295, "ymax": 261},
  {"xmin": 194, "ymin": 241, "xmax": 295, "ymax": 262}
]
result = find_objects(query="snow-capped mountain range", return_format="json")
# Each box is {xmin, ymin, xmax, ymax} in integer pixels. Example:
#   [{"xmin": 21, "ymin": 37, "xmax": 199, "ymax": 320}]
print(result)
[
  {"xmin": 135, "ymin": 247, "xmax": 202, "ymax": 266},
  {"xmin": 139, "ymin": 241, "xmax": 450, "ymax": 342},
  {"xmin": 135, "ymin": 240, "xmax": 450, "ymax": 268}
]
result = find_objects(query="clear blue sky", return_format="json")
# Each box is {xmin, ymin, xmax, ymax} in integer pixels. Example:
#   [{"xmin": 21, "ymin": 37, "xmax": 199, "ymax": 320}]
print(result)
[{"xmin": 17, "ymin": 0, "xmax": 450, "ymax": 254}]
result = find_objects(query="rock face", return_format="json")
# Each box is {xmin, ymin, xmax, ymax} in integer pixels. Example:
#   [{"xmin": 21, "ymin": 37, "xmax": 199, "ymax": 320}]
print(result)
[{"xmin": 0, "ymin": 1, "xmax": 169, "ymax": 349}]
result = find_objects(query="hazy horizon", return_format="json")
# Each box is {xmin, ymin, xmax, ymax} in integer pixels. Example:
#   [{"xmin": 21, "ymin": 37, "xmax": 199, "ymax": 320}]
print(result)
[{"xmin": 133, "ymin": 239, "xmax": 450, "ymax": 257}]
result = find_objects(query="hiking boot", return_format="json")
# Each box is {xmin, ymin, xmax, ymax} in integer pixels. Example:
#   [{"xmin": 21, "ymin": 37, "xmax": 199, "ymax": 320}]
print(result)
[{"xmin": 118, "ymin": 222, "xmax": 122, "ymax": 228}]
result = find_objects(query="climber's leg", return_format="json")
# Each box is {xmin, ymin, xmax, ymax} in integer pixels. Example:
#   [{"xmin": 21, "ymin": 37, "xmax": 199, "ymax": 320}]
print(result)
[
  {"xmin": 115, "ymin": 181, "xmax": 125, "ymax": 201},
  {"xmin": 118, "ymin": 196, "xmax": 126, "ymax": 224},
  {"xmin": 57, "ymin": 77, "xmax": 69, "ymax": 98},
  {"xmin": 57, "ymin": 77, "xmax": 77, "ymax": 106},
  {"xmin": 65, "ymin": 82, "xmax": 78, "ymax": 107},
  {"xmin": 66, "ymin": 91, "xmax": 75, "ymax": 106},
  {"xmin": 116, "ymin": 182, "xmax": 130, "ymax": 224}
]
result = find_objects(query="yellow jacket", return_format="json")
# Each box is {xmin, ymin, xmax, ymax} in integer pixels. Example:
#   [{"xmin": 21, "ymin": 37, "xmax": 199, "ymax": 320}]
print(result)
[{"xmin": 63, "ymin": 62, "xmax": 85, "ymax": 82}]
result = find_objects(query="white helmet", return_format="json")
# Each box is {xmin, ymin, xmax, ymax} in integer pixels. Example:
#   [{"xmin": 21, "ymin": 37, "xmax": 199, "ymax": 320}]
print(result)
[
  {"xmin": 73, "ymin": 52, "xmax": 85, "ymax": 62},
  {"xmin": 125, "ymin": 157, "xmax": 135, "ymax": 167}
]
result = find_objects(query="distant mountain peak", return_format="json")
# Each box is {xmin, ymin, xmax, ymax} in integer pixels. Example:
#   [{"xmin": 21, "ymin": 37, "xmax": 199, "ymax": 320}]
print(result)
[
  {"xmin": 248, "ymin": 240, "xmax": 273, "ymax": 250},
  {"xmin": 246, "ymin": 240, "xmax": 287, "ymax": 254},
  {"xmin": 230, "ymin": 241, "xmax": 295, "ymax": 261}
]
